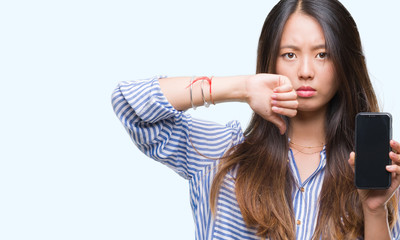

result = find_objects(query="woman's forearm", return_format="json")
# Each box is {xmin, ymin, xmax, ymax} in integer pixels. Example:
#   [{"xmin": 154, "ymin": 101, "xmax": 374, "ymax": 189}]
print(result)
[
  {"xmin": 363, "ymin": 206, "xmax": 391, "ymax": 240},
  {"xmin": 158, "ymin": 76, "xmax": 249, "ymax": 111}
]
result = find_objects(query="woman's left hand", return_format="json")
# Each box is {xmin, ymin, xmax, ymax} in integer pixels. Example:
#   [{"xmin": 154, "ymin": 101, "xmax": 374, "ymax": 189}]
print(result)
[{"xmin": 348, "ymin": 140, "xmax": 400, "ymax": 211}]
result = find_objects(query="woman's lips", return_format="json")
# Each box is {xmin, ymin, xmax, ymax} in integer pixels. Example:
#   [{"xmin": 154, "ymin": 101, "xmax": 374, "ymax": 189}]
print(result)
[{"xmin": 296, "ymin": 86, "xmax": 316, "ymax": 97}]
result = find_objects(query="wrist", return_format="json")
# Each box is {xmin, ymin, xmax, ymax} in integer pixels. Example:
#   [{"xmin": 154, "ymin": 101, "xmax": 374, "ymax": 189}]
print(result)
[
  {"xmin": 362, "ymin": 204, "xmax": 388, "ymax": 216},
  {"xmin": 212, "ymin": 75, "xmax": 250, "ymax": 103}
]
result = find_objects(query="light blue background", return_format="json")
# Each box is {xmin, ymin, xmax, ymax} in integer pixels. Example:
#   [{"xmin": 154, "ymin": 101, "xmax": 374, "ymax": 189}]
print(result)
[{"xmin": 1, "ymin": 1, "xmax": 399, "ymax": 239}]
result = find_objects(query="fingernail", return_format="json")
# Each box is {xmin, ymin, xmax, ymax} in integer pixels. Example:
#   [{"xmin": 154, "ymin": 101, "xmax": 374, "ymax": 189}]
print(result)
[
  {"xmin": 271, "ymin": 100, "xmax": 277, "ymax": 105},
  {"xmin": 271, "ymin": 94, "xmax": 277, "ymax": 99},
  {"xmin": 386, "ymin": 165, "xmax": 395, "ymax": 171}
]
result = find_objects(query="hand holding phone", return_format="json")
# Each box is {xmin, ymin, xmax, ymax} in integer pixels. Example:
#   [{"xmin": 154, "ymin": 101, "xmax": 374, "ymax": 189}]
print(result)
[{"xmin": 355, "ymin": 112, "xmax": 392, "ymax": 189}]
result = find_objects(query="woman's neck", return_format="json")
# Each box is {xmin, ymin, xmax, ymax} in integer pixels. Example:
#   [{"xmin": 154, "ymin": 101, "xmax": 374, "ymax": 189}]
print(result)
[{"xmin": 289, "ymin": 109, "xmax": 326, "ymax": 146}]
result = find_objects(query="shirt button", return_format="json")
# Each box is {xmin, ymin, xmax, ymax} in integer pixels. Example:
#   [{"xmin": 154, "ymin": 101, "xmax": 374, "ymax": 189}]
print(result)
[
  {"xmin": 300, "ymin": 187, "xmax": 305, "ymax": 192},
  {"xmin": 296, "ymin": 220, "xmax": 301, "ymax": 225}
]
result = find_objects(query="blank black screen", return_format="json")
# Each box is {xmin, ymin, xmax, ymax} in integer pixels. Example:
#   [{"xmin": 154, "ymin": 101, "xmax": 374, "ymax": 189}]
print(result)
[{"xmin": 355, "ymin": 114, "xmax": 391, "ymax": 188}]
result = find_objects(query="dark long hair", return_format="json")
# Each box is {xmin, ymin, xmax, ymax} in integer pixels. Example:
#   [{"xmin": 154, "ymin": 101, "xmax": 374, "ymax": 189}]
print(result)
[{"xmin": 210, "ymin": 0, "xmax": 397, "ymax": 239}]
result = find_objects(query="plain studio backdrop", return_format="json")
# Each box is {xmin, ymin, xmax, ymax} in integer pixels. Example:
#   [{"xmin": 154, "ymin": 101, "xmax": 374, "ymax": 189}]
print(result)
[{"xmin": 0, "ymin": 1, "xmax": 399, "ymax": 239}]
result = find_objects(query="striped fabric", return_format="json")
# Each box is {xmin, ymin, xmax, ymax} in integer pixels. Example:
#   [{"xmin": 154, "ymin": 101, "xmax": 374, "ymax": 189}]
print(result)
[{"xmin": 112, "ymin": 76, "xmax": 400, "ymax": 240}]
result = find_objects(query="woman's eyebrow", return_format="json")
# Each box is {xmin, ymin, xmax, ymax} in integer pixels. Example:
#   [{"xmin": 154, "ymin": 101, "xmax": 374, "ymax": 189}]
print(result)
[
  {"xmin": 312, "ymin": 44, "xmax": 326, "ymax": 50},
  {"xmin": 280, "ymin": 44, "xmax": 326, "ymax": 50}
]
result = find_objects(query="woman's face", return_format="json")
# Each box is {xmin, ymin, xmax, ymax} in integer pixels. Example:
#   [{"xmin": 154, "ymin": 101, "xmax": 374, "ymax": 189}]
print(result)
[{"xmin": 276, "ymin": 12, "xmax": 338, "ymax": 114}]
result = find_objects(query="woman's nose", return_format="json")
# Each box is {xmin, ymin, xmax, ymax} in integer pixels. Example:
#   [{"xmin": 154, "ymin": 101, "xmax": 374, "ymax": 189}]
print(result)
[{"xmin": 298, "ymin": 57, "xmax": 314, "ymax": 80}]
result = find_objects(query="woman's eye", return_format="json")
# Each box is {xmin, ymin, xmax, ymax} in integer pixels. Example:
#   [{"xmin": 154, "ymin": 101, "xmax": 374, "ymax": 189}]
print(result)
[
  {"xmin": 316, "ymin": 52, "xmax": 328, "ymax": 59},
  {"xmin": 283, "ymin": 52, "xmax": 296, "ymax": 59}
]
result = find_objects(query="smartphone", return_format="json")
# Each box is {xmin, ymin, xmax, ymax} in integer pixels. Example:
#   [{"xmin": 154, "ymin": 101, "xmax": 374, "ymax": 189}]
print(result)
[{"xmin": 355, "ymin": 112, "xmax": 392, "ymax": 189}]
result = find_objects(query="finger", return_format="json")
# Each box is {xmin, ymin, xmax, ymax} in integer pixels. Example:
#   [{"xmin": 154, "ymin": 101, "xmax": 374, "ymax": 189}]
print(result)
[
  {"xmin": 272, "ymin": 106, "xmax": 297, "ymax": 118},
  {"xmin": 386, "ymin": 164, "xmax": 400, "ymax": 175},
  {"xmin": 271, "ymin": 99, "xmax": 298, "ymax": 109},
  {"xmin": 274, "ymin": 84, "xmax": 294, "ymax": 93},
  {"xmin": 271, "ymin": 91, "xmax": 297, "ymax": 101},
  {"xmin": 389, "ymin": 151, "xmax": 400, "ymax": 164},
  {"xmin": 276, "ymin": 75, "xmax": 291, "ymax": 87},
  {"xmin": 348, "ymin": 152, "xmax": 355, "ymax": 172},
  {"xmin": 390, "ymin": 140, "xmax": 400, "ymax": 153},
  {"xmin": 265, "ymin": 113, "xmax": 286, "ymax": 135}
]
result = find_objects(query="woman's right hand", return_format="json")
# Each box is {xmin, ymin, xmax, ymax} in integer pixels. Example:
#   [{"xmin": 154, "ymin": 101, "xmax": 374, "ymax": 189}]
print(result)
[{"xmin": 245, "ymin": 74, "xmax": 298, "ymax": 135}]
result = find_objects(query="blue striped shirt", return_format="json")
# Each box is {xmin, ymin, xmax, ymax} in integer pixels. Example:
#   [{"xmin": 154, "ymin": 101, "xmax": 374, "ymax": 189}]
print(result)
[{"xmin": 112, "ymin": 76, "xmax": 400, "ymax": 239}]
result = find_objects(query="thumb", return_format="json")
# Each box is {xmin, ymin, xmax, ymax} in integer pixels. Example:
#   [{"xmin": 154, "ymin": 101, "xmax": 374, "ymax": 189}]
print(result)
[
  {"xmin": 348, "ymin": 152, "xmax": 355, "ymax": 172},
  {"xmin": 268, "ymin": 114, "xmax": 287, "ymax": 135}
]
